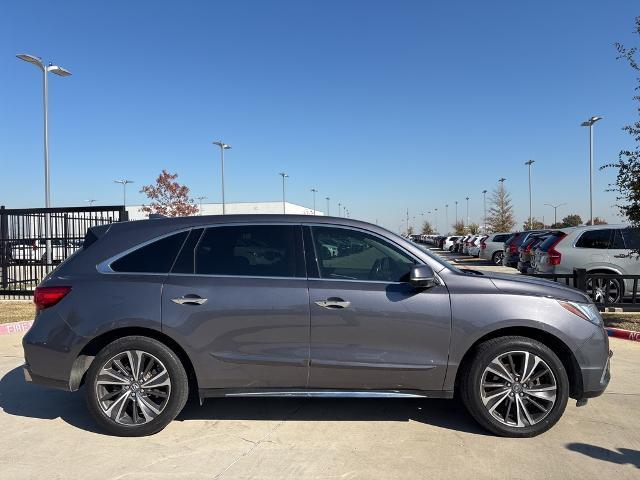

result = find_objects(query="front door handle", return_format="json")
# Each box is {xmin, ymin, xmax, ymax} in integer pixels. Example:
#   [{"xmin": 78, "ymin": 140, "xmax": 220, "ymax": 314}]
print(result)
[
  {"xmin": 315, "ymin": 297, "xmax": 351, "ymax": 309},
  {"xmin": 171, "ymin": 294, "xmax": 207, "ymax": 306},
  {"xmin": 613, "ymin": 254, "xmax": 628, "ymax": 258}
]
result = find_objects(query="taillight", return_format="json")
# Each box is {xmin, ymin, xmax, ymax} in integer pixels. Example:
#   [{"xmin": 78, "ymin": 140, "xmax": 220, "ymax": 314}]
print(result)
[
  {"xmin": 547, "ymin": 234, "xmax": 567, "ymax": 266},
  {"xmin": 480, "ymin": 240, "xmax": 487, "ymax": 250},
  {"xmin": 524, "ymin": 243, "xmax": 533, "ymax": 253},
  {"xmin": 34, "ymin": 286, "xmax": 71, "ymax": 311},
  {"xmin": 509, "ymin": 243, "xmax": 517, "ymax": 253}
]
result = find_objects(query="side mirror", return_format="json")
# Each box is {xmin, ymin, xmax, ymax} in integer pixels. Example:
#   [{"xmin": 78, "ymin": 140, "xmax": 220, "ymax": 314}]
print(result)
[{"xmin": 409, "ymin": 264, "xmax": 438, "ymax": 288}]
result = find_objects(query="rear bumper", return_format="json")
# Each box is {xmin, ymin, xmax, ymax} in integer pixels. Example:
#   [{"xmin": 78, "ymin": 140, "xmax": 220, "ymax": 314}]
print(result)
[{"xmin": 22, "ymin": 363, "xmax": 71, "ymax": 390}]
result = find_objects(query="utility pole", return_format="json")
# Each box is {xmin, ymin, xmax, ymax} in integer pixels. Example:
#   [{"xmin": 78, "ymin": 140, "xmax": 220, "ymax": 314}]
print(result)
[
  {"xmin": 581, "ymin": 116, "xmax": 602, "ymax": 226},
  {"xmin": 482, "ymin": 190, "xmax": 487, "ymax": 232},
  {"xmin": 212, "ymin": 141, "xmax": 231, "ymax": 214},
  {"xmin": 325, "ymin": 197, "xmax": 330, "ymax": 216},
  {"xmin": 310, "ymin": 188, "xmax": 318, "ymax": 215},
  {"xmin": 279, "ymin": 172, "xmax": 289, "ymax": 214},
  {"xmin": 465, "ymin": 197, "xmax": 470, "ymax": 226},
  {"xmin": 454, "ymin": 201, "xmax": 458, "ymax": 225},
  {"xmin": 114, "ymin": 179, "xmax": 134, "ymax": 207},
  {"xmin": 195, "ymin": 195, "xmax": 207, "ymax": 215}
]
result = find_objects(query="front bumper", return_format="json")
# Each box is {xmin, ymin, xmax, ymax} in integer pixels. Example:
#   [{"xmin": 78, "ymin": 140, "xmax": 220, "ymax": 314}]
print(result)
[{"xmin": 577, "ymin": 348, "xmax": 612, "ymax": 399}]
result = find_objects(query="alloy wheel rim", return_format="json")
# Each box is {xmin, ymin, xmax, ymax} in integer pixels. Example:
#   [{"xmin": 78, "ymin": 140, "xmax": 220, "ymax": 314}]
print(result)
[
  {"xmin": 480, "ymin": 350, "xmax": 557, "ymax": 428},
  {"xmin": 586, "ymin": 278, "xmax": 622, "ymax": 303},
  {"xmin": 95, "ymin": 350, "xmax": 171, "ymax": 426}
]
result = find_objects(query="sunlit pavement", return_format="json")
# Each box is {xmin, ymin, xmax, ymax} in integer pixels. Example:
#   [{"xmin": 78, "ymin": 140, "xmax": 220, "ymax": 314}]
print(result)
[{"xmin": 0, "ymin": 332, "xmax": 638, "ymax": 479}]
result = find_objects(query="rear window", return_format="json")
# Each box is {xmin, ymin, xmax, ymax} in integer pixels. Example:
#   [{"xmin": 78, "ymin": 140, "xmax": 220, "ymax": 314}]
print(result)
[
  {"xmin": 504, "ymin": 233, "xmax": 519, "ymax": 246},
  {"xmin": 492, "ymin": 234, "xmax": 510, "ymax": 242},
  {"xmin": 111, "ymin": 231, "xmax": 188, "ymax": 273},
  {"xmin": 537, "ymin": 232, "xmax": 565, "ymax": 252},
  {"xmin": 575, "ymin": 229, "xmax": 612, "ymax": 249}
]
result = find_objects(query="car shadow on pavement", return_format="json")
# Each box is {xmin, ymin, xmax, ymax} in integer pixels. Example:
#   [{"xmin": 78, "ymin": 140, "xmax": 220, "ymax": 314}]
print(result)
[
  {"xmin": 0, "ymin": 366, "xmax": 103, "ymax": 434},
  {"xmin": 177, "ymin": 396, "xmax": 490, "ymax": 436},
  {"xmin": 1, "ymin": 366, "xmax": 488, "ymax": 436},
  {"xmin": 567, "ymin": 443, "xmax": 640, "ymax": 469}
]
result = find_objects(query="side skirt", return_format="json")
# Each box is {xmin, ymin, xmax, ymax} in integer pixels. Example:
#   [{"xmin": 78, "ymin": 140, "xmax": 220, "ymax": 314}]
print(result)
[{"xmin": 198, "ymin": 388, "xmax": 454, "ymax": 400}]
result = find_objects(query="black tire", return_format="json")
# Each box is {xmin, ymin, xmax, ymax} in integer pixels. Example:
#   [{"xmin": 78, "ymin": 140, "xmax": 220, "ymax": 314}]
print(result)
[
  {"xmin": 85, "ymin": 335, "xmax": 189, "ymax": 437},
  {"xmin": 460, "ymin": 336, "xmax": 569, "ymax": 438},
  {"xmin": 492, "ymin": 251, "xmax": 503, "ymax": 265}
]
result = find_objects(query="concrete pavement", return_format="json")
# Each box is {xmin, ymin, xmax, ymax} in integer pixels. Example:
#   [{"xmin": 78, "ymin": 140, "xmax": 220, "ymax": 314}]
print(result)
[{"xmin": 0, "ymin": 332, "xmax": 638, "ymax": 480}]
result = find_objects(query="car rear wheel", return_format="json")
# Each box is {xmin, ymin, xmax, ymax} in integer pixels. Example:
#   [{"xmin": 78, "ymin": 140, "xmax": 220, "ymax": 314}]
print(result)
[
  {"xmin": 586, "ymin": 277, "xmax": 624, "ymax": 304},
  {"xmin": 492, "ymin": 251, "xmax": 504, "ymax": 265},
  {"xmin": 460, "ymin": 336, "xmax": 569, "ymax": 437},
  {"xmin": 85, "ymin": 336, "xmax": 189, "ymax": 437}
]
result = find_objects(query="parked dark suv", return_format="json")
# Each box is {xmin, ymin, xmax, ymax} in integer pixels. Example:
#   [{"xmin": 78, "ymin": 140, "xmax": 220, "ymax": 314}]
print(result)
[{"xmin": 23, "ymin": 215, "xmax": 610, "ymax": 437}]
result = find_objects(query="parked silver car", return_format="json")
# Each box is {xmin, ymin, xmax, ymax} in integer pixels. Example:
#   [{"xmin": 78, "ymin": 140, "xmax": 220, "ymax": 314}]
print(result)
[
  {"xmin": 534, "ymin": 225, "xmax": 640, "ymax": 302},
  {"xmin": 479, "ymin": 232, "xmax": 512, "ymax": 265}
]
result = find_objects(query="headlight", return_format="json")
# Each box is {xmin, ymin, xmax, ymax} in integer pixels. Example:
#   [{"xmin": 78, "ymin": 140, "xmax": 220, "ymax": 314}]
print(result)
[{"xmin": 558, "ymin": 300, "xmax": 603, "ymax": 326}]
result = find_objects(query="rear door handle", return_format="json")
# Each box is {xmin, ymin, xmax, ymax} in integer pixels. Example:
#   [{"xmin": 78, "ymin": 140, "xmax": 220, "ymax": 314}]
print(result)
[
  {"xmin": 613, "ymin": 254, "xmax": 628, "ymax": 258},
  {"xmin": 314, "ymin": 297, "xmax": 351, "ymax": 309},
  {"xmin": 171, "ymin": 294, "xmax": 207, "ymax": 306}
]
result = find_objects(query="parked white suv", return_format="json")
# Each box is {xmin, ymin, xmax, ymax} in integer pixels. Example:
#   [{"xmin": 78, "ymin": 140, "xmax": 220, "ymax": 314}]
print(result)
[
  {"xmin": 533, "ymin": 225, "xmax": 640, "ymax": 303},
  {"xmin": 479, "ymin": 232, "xmax": 512, "ymax": 265},
  {"xmin": 442, "ymin": 236, "xmax": 461, "ymax": 251}
]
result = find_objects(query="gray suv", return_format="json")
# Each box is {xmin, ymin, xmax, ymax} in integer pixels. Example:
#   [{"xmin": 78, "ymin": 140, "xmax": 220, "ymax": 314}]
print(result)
[{"xmin": 23, "ymin": 215, "xmax": 611, "ymax": 437}]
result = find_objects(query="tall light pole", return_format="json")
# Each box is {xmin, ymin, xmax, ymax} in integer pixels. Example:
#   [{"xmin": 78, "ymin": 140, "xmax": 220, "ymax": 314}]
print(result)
[
  {"xmin": 445, "ymin": 204, "xmax": 449, "ymax": 234},
  {"xmin": 544, "ymin": 203, "xmax": 566, "ymax": 226},
  {"xmin": 279, "ymin": 172, "xmax": 289, "ymax": 214},
  {"xmin": 195, "ymin": 195, "xmax": 207, "ymax": 215},
  {"xmin": 454, "ymin": 201, "xmax": 458, "ymax": 225},
  {"xmin": 326, "ymin": 197, "xmax": 330, "ymax": 216},
  {"xmin": 310, "ymin": 188, "xmax": 318, "ymax": 215},
  {"xmin": 465, "ymin": 197, "xmax": 470, "ymax": 226},
  {"xmin": 84, "ymin": 199, "xmax": 97, "ymax": 207},
  {"xmin": 212, "ymin": 140, "xmax": 231, "ymax": 214},
  {"xmin": 434, "ymin": 208, "xmax": 439, "ymax": 233},
  {"xmin": 338, "ymin": 202, "xmax": 342, "ymax": 217},
  {"xmin": 482, "ymin": 190, "xmax": 487, "ymax": 232},
  {"xmin": 581, "ymin": 116, "xmax": 602, "ymax": 226},
  {"xmin": 525, "ymin": 159, "xmax": 535, "ymax": 227},
  {"xmin": 114, "ymin": 179, "xmax": 134, "ymax": 207},
  {"xmin": 17, "ymin": 53, "xmax": 71, "ymax": 266}
]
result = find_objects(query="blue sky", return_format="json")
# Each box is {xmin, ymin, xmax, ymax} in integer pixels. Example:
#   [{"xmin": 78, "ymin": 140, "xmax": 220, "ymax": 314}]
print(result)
[{"xmin": 0, "ymin": 1, "xmax": 638, "ymax": 232}]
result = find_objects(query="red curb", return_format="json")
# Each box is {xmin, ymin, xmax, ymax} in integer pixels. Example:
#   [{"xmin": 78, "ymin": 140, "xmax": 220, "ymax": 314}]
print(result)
[
  {"xmin": 606, "ymin": 327, "xmax": 640, "ymax": 342},
  {"xmin": 0, "ymin": 320, "xmax": 33, "ymax": 336}
]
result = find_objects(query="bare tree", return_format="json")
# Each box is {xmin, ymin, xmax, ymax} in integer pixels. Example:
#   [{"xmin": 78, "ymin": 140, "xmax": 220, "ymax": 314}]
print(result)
[
  {"xmin": 452, "ymin": 221, "xmax": 466, "ymax": 235},
  {"xmin": 421, "ymin": 221, "xmax": 435, "ymax": 235},
  {"xmin": 487, "ymin": 183, "xmax": 516, "ymax": 232}
]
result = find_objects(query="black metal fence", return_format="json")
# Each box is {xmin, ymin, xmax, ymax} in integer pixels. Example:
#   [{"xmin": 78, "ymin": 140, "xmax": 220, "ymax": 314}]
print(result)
[
  {"xmin": 532, "ymin": 268, "xmax": 640, "ymax": 312},
  {"xmin": 0, "ymin": 205, "xmax": 127, "ymax": 298}
]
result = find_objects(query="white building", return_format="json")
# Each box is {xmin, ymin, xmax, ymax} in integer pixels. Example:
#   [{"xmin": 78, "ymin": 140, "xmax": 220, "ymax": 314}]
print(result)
[{"xmin": 126, "ymin": 201, "xmax": 323, "ymax": 220}]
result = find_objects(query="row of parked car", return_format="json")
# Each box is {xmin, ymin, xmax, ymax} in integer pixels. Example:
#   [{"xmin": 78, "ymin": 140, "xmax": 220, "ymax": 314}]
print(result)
[{"xmin": 413, "ymin": 225, "xmax": 640, "ymax": 303}]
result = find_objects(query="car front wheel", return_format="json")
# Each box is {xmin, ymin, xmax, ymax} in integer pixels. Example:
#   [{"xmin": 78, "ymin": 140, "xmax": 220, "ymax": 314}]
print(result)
[
  {"xmin": 492, "ymin": 251, "xmax": 504, "ymax": 265},
  {"xmin": 85, "ymin": 336, "xmax": 189, "ymax": 436},
  {"xmin": 460, "ymin": 336, "xmax": 569, "ymax": 437}
]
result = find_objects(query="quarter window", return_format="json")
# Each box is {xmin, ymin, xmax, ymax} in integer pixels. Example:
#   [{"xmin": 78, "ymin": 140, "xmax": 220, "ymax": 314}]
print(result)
[
  {"xmin": 311, "ymin": 227, "xmax": 415, "ymax": 282},
  {"xmin": 575, "ymin": 229, "xmax": 612, "ymax": 249},
  {"xmin": 193, "ymin": 225, "xmax": 304, "ymax": 277},
  {"xmin": 111, "ymin": 231, "xmax": 188, "ymax": 273}
]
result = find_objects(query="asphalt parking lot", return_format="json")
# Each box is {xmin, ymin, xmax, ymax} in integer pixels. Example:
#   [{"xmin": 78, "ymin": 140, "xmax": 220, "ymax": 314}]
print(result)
[{"xmin": 0, "ymin": 331, "xmax": 638, "ymax": 480}]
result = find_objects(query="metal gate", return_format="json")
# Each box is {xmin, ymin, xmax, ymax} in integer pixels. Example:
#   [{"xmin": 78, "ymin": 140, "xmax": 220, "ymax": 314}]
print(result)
[{"xmin": 0, "ymin": 205, "xmax": 127, "ymax": 298}]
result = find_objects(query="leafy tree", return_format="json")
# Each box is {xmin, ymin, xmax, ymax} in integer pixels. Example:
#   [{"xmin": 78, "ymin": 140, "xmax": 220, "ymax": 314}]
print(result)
[
  {"xmin": 561, "ymin": 214, "xmax": 583, "ymax": 227},
  {"xmin": 453, "ymin": 221, "xmax": 466, "ymax": 235},
  {"xmin": 586, "ymin": 217, "xmax": 608, "ymax": 225},
  {"xmin": 467, "ymin": 223, "xmax": 480, "ymax": 234},
  {"xmin": 405, "ymin": 226, "xmax": 415, "ymax": 236},
  {"xmin": 421, "ymin": 221, "xmax": 434, "ymax": 235},
  {"xmin": 602, "ymin": 16, "xmax": 640, "ymax": 228},
  {"xmin": 140, "ymin": 170, "xmax": 199, "ymax": 217},
  {"xmin": 487, "ymin": 183, "xmax": 516, "ymax": 232},
  {"xmin": 550, "ymin": 222, "xmax": 564, "ymax": 229},
  {"xmin": 523, "ymin": 217, "xmax": 545, "ymax": 230}
]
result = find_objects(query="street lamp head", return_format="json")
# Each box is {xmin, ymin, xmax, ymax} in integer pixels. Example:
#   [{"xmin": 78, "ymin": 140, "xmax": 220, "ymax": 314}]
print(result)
[
  {"xmin": 498, "ymin": 177, "xmax": 506, "ymax": 183},
  {"xmin": 482, "ymin": 190, "xmax": 487, "ymax": 194},
  {"xmin": 310, "ymin": 188, "xmax": 317, "ymax": 193},
  {"xmin": 581, "ymin": 116, "xmax": 603, "ymax": 127},
  {"xmin": 279, "ymin": 172, "xmax": 289, "ymax": 178},
  {"xmin": 48, "ymin": 65, "xmax": 72, "ymax": 77},
  {"xmin": 213, "ymin": 141, "xmax": 231, "ymax": 149},
  {"xmin": 16, "ymin": 53, "xmax": 44, "ymax": 69},
  {"xmin": 114, "ymin": 179, "xmax": 134, "ymax": 185},
  {"xmin": 525, "ymin": 159, "xmax": 535, "ymax": 166}
]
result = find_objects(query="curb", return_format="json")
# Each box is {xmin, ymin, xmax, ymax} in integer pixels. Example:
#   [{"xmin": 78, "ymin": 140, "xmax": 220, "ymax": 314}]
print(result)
[
  {"xmin": 0, "ymin": 320, "xmax": 33, "ymax": 336},
  {"xmin": 606, "ymin": 327, "xmax": 640, "ymax": 342}
]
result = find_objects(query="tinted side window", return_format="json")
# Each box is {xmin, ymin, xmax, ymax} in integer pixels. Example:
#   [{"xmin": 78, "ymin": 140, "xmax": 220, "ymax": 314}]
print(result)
[
  {"xmin": 575, "ymin": 230, "xmax": 612, "ymax": 249},
  {"xmin": 195, "ymin": 225, "xmax": 304, "ymax": 277},
  {"xmin": 311, "ymin": 226, "xmax": 416, "ymax": 282},
  {"xmin": 493, "ymin": 234, "xmax": 510, "ymax": 242},
  {"xmin": 111, "ymin": 231, "xmax": 188, "ymax": 273},
  {"xmin": 621, "ymin": 228, "xmax": 640, "ymax": 249},
  {"xmin": 611, "ymin": 229, "xmax": 625, "ymax": 249},
  {"xmin": 171, "ymin": 228, "xmax": 204, "ymax": 274}
]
